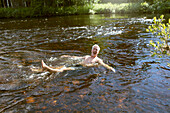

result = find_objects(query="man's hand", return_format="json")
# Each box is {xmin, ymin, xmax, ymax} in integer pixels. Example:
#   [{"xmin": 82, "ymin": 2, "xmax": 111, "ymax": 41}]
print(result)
[{"xmin": 110, "ymin": 67, "xmax": 116, "ymax": 73}]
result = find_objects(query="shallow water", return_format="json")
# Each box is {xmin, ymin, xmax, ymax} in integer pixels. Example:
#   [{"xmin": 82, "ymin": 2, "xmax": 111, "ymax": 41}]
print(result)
[{"xmin": 0, "ymin": 14, "xmax": 169, "ymax": 112}]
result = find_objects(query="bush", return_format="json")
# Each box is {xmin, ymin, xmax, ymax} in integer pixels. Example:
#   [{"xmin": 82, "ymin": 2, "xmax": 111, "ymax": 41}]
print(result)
[
  {"xmin": 92, "ymin": 3, "xmax": 130, "ymax": 14},
  {"xmin": 148, "ymin": 1, "xmax": 170, "ymax": 14},
  {"xmin": 77, "ymin": 5, "xmax": 92, "ymax": 14},
  {"xmin": 0, "ymin": 2, "xmax": 169, "ymax": 18},
  {"xmin": 146, "ymin": 15, "xmax": 170, "ymax": 57},
  {"xmin": 140, "ymin": 2, "xmax": 149, "ymax": 13},
  {"xmin": 126, "ymin": 3, "xmax": 141, "ymax": 13},
  {"xmin": 42, "ymin": 7, "xmax": 56, "ymax": 16}
]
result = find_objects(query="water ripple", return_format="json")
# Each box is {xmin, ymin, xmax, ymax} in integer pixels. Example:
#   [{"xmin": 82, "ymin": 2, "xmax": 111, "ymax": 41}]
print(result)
[{"xmin": 0, "ymin": 14, "xmax": 169, "ymax": 112}]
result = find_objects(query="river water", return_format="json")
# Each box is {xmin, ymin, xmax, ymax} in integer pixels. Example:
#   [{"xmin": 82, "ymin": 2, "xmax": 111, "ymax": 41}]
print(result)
[{"xmin": 0, "ymin": 14, "xmax": 169, "ymax": 112}]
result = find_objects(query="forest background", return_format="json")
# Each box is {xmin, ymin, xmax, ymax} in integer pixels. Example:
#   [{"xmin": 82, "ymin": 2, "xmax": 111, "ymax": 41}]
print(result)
[{"xmin": 0, "ymin": 0, "xmax": 169, "ymax": 18}]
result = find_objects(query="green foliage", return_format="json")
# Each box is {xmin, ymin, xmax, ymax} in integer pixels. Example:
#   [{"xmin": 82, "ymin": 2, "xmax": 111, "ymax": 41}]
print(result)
[
  {"xmin": 93, "ymin": 3, "xmax": 116, "ymax": 14},
  {"xmin": 125, "ymin": 1, "xmax": 170, "ymax": 14},
  {"xmin": 125, "ymin": 3, "xmax": 141, "ymax": 13},
  {"xmin": 92, "ymin": 3, "xmax": 129, "ymax": 14},
  {"xmin": 0, "ymin": 8, "xmax": 34, "ymax": 18},
  {"xmin": 55, "ymin": 5, "xmax": 93, "ymax": 15},
  {"xmin": 148, "ymin": 0, "xmax": 170, "ymax": 14},
  {"xmin": 0, "ymin": 0, "xmax": 169, "ymax": 18},
  {"xmin": 77, "ymin": 5, "xmax": 93, "ymax": 14},
  {"xmin": 140, "ymin": 2, "xmax": 149, "ymax": 13},
  {"xmin": 0, "ymin": 3, "xmax": 132, "ymax": 18},
  {"xmin": 146, "ymin": 15, "xmax": 170, "ymax": 57}
]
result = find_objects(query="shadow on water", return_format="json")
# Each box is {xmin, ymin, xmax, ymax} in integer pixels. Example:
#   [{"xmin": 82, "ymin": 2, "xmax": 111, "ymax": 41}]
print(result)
[{"xmin": 0, "ymin": 14, "xmax": 169, "ymax": 112}]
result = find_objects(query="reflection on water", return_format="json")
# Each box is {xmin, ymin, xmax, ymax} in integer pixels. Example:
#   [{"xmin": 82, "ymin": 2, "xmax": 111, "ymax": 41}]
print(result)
[{"xmin": 0, "ymin": 14, "xmax": 169, "ymax": 112}]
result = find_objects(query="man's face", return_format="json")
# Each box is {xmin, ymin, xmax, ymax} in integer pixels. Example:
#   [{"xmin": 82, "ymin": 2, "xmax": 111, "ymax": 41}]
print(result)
[{"xmin": 92, "ymin": 46, "xmax": 99, "ymax": 56}]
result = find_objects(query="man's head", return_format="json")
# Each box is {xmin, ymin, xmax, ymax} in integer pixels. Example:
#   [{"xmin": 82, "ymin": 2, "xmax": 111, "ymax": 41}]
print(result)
[{"xmin": 91, "ymin": 44, "xmax": 100, "ymax": 57}]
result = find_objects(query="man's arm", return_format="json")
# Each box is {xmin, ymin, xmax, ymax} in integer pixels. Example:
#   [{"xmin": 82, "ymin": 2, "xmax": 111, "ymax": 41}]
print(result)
[
  {"xmin": 98, "ymin": 59, "xmax": 116, "ymax": 73},
  {"xmin": 60, "ymin": 55, "xmax": 85, "ymax": 59}
]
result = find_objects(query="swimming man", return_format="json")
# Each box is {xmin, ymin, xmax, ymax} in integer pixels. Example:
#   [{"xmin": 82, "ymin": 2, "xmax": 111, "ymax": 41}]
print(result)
[{"xmin": 41, "ymin": 44, "xmax": 116, "ymax": 73}]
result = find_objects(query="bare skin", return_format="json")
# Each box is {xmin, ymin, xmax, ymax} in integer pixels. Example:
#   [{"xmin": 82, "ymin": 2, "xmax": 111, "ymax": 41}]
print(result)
[
  {"xmin": 41, "ymin": 60, "xmax": 75, "ymax": 73},
  {"xmin": 41, "ymin": 44, "xmax": 116, "ymax": 73},
  {"xmin": 31, "ymin": 60, "xmax": 75, "ymax": 73}
]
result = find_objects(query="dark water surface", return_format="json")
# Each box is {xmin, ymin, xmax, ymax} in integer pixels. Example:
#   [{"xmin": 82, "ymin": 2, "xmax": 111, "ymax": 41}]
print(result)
[{"xmin": 0, "ymin": 14, "xmax": 169, "ymax": 112}]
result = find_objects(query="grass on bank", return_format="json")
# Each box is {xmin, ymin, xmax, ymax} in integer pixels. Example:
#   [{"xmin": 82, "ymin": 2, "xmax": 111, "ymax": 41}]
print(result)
[
  {"xmin": 0, "ymin": 3, "xmax": 130, "ymax": 18},
  {"xmin": 0, "ymin": 2, "xmax": 169, "ymax": 18}
]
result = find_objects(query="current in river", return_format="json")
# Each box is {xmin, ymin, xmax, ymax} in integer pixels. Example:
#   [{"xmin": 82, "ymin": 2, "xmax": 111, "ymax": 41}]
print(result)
[{"xmin": 0, "ymin": 14, "xmax": 169, "ymax": 112}]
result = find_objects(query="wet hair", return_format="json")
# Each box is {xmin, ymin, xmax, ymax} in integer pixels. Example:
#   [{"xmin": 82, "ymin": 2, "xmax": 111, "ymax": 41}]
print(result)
[{"xmin": 92, "ymin": 44, "xmax": 100, "ymax": 51}]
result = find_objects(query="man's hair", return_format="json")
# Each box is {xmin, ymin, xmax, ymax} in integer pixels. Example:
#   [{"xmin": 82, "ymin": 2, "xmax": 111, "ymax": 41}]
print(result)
[{"xmin": 92, "ymin": 44, "xmax": 100, "ymax": 51}]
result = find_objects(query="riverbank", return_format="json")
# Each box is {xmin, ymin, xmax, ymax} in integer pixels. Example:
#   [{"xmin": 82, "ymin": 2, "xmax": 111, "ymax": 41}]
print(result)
[{"xmin": 0, "ymin": 2, "xmax": 169, "ymax": 18}]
